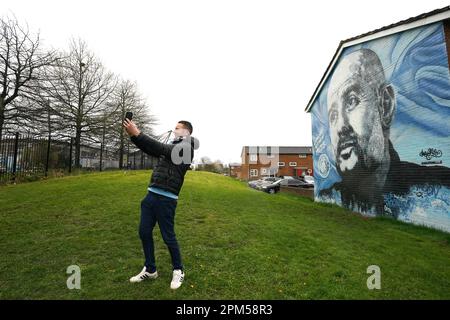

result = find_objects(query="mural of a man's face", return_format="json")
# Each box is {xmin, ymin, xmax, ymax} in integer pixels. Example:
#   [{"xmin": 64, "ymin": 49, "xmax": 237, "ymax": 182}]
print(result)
[{"xmin": 327, "ymin": 49, "xmax": 396, "ymax": 177}]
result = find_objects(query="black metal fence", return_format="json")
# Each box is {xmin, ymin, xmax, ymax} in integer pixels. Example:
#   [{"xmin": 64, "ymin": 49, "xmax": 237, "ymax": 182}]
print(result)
[{"xmin": 0, "ymin": 132, "xmax": 157, "ymax": 184}]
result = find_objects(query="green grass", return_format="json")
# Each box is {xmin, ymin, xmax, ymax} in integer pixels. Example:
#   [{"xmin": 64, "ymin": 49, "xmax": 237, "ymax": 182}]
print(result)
[{"xmin": 0, "ymin": 170, "xmax": 449, "ymax": 299}]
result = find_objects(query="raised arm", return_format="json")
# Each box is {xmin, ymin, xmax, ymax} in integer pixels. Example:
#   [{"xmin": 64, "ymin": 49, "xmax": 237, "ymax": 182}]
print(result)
[
  {"xmin": 130, "ymin": 132, "xmax": 174, "ymax": 158},
  {"xmin": 122, "ymin": 118, "xmax": 174, "ymax": 158}
]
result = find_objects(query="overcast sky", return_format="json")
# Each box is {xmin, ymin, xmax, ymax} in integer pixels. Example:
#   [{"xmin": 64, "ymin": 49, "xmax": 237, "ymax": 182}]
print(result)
[{"xmin": 2, "ymin": 0, "xmax": 449, "ymax": 164}]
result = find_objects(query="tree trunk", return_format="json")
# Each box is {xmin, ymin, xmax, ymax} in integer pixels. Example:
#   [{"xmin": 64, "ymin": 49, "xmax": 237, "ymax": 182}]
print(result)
[
  {"xmin": 0, "ymin": 97, "xmax": 4, "ymax": 147},
  {"xmin": 75, "ymin": 125, "xmax": 82, "ymax": 169},
  {"xmin": 119, "ymin": 126, "xmax": 124, "ymax": 169}
]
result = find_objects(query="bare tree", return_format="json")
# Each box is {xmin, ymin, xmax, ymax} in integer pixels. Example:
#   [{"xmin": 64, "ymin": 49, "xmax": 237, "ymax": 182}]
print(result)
[
  {"xmin": 105, "ymin": 79, "xmax": 157, "ymax": 168},
  {"xmin": 10, "ymin": 73, "xmax": 62, "ymax": 138},
  {"xmin": 0, "ymin": 15, "xmax": 56, "ymax": 141},
  {"xmin": 42, "ymin": 38, "xmax": 117, "ymax": 168}
]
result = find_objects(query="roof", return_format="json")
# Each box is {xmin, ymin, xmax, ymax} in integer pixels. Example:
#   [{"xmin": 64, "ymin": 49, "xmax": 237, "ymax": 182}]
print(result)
[
  {"xmin": 305, "ymin": 6, "xmax": 450, "ymax": 113},
  {"xmin": 242, "ymin": 146, "xmax": 312, "ymax": 154}
]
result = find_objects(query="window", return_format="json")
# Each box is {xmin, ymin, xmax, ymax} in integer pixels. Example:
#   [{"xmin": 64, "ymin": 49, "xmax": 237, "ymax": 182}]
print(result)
[
  {"xmin": 289, "ymin": 162, "xmax": 297, "ymax": 167},
  {"xmin": 250, "ymin": 169, "xmax": 258, "ymax": 177},
  {"xmin": 261, "ymin": 168, "xmax": 268, "ymax": 174},
  {"xmin": 250, "ymin": 154, "xmax": 258, "ymax": 162},
  {"xmin": 278, "ymin": 162, "xmax": 285, "ymax": 167},
  {"xmin": 299, "ymin": 154, "xmax": 307, "ymax": 158}
]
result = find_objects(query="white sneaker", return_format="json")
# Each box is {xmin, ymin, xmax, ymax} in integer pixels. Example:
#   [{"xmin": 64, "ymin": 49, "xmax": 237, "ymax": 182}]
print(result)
[
  {"xmin": 170, "ymin": 269, "xmax": 185, "ymax": 289},
  {"xmin": 129, "ymin": 267, "xmax": 158, "ymax": 283}
]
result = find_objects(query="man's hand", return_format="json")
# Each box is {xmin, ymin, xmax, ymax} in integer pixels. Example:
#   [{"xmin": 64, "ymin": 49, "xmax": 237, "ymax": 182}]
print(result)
[{"xmin": 123, "ymin": 118, "xmax": 141, "ymax": 137}]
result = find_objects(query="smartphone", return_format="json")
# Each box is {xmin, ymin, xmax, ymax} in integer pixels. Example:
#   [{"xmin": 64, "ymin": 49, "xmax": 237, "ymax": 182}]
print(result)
[{"xmin": 125, "ymin": 111, "xmax": 133, "ymax": 121}]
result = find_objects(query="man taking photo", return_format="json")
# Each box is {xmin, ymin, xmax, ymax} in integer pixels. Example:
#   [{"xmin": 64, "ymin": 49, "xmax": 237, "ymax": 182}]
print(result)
[{"xmin": 123, "ymin": 118, "xmax": 198, "ymax": 290}]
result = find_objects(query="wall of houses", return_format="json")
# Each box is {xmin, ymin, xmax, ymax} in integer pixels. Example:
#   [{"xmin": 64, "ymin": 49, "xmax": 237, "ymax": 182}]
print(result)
[{"xmin": 240, "ymin": 153, "xmax": 313, "ymax": 180}]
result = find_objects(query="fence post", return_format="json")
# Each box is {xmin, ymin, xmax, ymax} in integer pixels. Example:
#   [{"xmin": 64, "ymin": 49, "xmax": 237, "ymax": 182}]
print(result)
[
  {"xmin": 99, "ymin": 143, "xmax": 103, "ymax": 172},
  {"xmin": 45, "ymin": 134, "xmax": 51, "ymax": 177},
  {"xmin": 127, "ymin": 141, "xmax": 130, "ymax": 170},
  {"xmin": 69, "ymin": 137, "xmax": 73, "ymax": 173},
  {"xmin": 12, "ymin": 132, "xmax": 19, "ymax": 183}
]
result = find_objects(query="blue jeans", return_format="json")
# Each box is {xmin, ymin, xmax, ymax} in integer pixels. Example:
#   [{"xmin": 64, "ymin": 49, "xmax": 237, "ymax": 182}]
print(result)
[{"xmin": 139, "ymin": 191, "xmax": 183, "ymax": 272}]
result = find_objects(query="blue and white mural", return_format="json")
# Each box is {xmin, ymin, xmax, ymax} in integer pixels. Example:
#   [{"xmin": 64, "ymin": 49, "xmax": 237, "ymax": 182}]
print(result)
[{"xmin": 311, "ymin": 22, "xmax": 450, "ymax": 232}]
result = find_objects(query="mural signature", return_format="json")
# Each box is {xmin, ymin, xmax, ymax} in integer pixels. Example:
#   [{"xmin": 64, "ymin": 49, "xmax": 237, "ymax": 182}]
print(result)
[{"xmin": 419, "ymin": 148, "xmax": 442, "ymax": 160}]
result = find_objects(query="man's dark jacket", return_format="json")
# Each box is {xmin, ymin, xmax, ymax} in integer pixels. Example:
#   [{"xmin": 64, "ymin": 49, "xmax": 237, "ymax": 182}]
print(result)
[{"xmin": 130, "ymin": 133, "xmax": 199, "ymax": 196}]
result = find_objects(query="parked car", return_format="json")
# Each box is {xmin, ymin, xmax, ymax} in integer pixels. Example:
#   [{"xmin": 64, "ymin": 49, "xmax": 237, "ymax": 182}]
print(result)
[
  {"xmin": 285, "ymin": 178, "xmax": 313, "ymax": 189},
  {"xmin": 261, "ymin": 178, "xmax": 313, "ymax": 194},
  {"xmin": 300, "ymin": 175, "xmax": 315, "ymax": 185},
  {"xmin": 261, "ymin": 176, "xmax": 281, "ymax": 183},
  {"xmin": 248, "ymin": 176, "xmax": 281, "ymax": 189},
  {"xmin": 260, "ymin": 179, "xmax": 284, "ymax": 194},
  {"xmin": 248, "ymin": 179, "xmax": 260, "ymax": 189},
  {"xmin": 248, "ymin": 179, "xmax": 261, "ymax": 189},
  {"xmin": 255, "ymin": 179, "xmax": 280, "ymax": 190}
]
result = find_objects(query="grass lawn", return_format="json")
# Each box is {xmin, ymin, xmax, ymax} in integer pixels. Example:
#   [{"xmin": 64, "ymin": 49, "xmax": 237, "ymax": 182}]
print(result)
[{"xmin": 0, "ymin": 170, "xmax": 449, "ymax": 299}]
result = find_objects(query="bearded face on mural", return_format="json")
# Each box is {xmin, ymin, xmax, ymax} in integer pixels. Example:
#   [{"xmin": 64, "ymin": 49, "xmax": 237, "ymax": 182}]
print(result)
[{"xmin": 327, "ymin": 49, "xmax": 396, "ymax": 181}]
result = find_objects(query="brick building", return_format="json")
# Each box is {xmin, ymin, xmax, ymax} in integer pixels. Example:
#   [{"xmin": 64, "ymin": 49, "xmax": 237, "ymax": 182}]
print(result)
[
  {"xmin": 229, "ymin": 162, "xmax": 242, "ymax": 179},
  {"xmin": 239, "ymin": 146, "xmax": 313, "ymax": 181}
]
